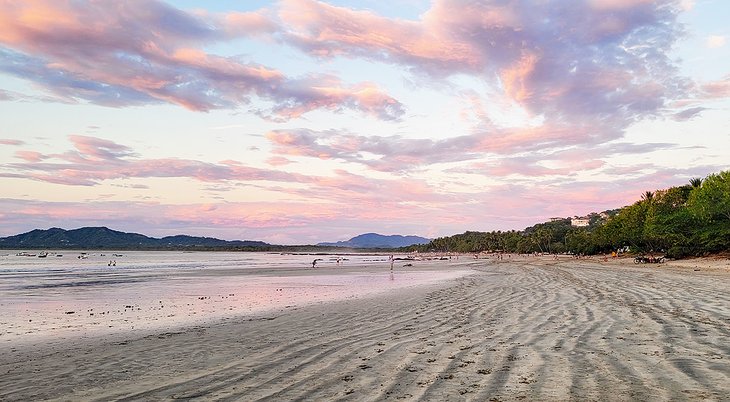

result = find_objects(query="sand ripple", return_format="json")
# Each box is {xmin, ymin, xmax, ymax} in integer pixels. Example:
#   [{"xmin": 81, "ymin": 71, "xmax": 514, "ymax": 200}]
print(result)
[{"xmin": 1, "ymin": 258, "xmax": 729, "ymax": 401}]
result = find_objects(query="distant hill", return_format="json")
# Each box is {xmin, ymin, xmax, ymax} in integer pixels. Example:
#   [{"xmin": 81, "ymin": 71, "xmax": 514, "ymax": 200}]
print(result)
[
  {"xmin": 0, "ymin": 227, "xmax": 269, "ymax": 250},
  {"xmin": 318, "ymin": 233, "xmax": 430, "ymax": 249}
]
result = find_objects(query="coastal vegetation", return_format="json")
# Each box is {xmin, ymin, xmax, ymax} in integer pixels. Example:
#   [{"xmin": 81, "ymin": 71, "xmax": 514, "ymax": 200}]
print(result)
[{"xmin": 415, "ymin": 170, "xmax": 730, "ymax": 259}]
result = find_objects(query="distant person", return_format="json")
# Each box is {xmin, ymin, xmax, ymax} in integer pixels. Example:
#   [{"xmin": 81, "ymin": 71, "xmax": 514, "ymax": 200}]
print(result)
[{"xmin": 312, "ymin": 259, "xmax": 317, "ymax": 268}]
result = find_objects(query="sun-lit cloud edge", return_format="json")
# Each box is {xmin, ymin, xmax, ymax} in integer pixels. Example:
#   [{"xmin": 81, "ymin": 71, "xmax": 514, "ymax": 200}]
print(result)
[{"xmin": 0, "ymin": 0, "xmax": 404, "ymax": 121}]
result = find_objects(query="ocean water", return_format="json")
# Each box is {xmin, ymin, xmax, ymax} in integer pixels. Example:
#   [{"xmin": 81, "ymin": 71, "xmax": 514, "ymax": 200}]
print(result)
[{"xmin": 0, "ymin": 251, "xmax": 468, "ymax": 344}]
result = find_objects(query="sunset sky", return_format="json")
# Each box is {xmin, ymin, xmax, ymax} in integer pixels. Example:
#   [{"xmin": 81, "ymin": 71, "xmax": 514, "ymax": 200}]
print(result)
[{"xmin": 1, "ymin": 0, "xmax": 729, "ymax": 244}]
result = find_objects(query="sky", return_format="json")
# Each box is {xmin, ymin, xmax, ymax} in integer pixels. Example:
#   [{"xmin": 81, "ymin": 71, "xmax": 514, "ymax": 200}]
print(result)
[{"xmin": 0, "ymin": 0, "xmax": 729, "ymax": 244}]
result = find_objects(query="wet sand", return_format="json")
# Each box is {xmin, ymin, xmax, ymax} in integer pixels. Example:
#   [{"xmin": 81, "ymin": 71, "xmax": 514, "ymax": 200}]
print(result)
[{"xmin": 1, "ymin": 256, "xmax": 729, "ymax": 401}]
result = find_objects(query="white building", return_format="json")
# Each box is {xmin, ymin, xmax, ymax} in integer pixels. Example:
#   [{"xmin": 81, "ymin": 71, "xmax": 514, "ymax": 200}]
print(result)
[{"xmin": 571, "ymin": 217, "xmax": 590, "ymax": 227}]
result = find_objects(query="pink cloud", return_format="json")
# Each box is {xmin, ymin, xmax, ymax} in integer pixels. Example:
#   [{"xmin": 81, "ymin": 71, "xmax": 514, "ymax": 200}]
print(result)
[
  {"xmin": 466, "ymin": 158, "xmax": 606, "ymax": 178},
  {"xmin": 0, "ymin": 89, "xmax": 15, "ymax": 101},
  {"xmin": 701, "ymin": 76, "xmax": 730, "ymax": 99},
  {"xmin": 0, "ymin": 1, "xmax": 403, "ymax": 120},
  {"xmin": 0, "ymin": 163, "xmax": 722, "ymax": 243},
  {"xmin": 266, "ymin": 156, "xmax": 293, "ymax": 166},
  {"xmin": 2, "ymin": 135, "xmax": 314, "ymax": 186},
  {"xmin": 588, "ymin": 0, "xmax": 654, "ymax": 10},
  {"xmin": 264, "ymin": 123, "xmax": 608, "ymax": 173},
  {"xmin": 275, "ymin": 0, "xmax": 691, "ymax": 132},
  {"xmin": 0, "ymin": 138, "xmax": 24, "ymax": 146},
  {"xmin": 14, "ymin": 150, "xmax": 46, "ymax": 162},
  {"xmin": 219, "ymin": 10, "xmax": 278, "ymax": 38},
  {"xmin": 68, "ymin": 135, "xmax": 135, "ymax": 161}
]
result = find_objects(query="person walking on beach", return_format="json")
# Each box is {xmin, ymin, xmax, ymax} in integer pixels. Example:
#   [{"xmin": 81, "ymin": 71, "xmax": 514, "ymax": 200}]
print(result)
[{"xmin": 312, "ymin": 259, "xmax": 317, "ymax": 268}]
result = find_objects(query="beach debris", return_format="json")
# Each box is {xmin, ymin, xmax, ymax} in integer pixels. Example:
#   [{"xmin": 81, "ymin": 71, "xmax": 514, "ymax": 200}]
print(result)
[{"xmin": 64, "ymin": 311, "xmax": 75, "ymax": 314}]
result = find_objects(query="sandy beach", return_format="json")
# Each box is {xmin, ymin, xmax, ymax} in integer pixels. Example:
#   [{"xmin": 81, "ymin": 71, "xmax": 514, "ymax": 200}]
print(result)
[{"xmin": 1, "ymin": 255, "xmax": 729, "ymax": 401}]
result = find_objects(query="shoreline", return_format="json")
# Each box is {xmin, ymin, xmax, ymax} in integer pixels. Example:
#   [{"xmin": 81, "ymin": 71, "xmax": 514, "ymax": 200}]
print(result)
[
  {"xmin": 0, "ymin": 256, "xmax": 477, "ymax": 351},
  {"xmin": 1, "ymin": 257, "xmax": 729, "ymax": 401}
]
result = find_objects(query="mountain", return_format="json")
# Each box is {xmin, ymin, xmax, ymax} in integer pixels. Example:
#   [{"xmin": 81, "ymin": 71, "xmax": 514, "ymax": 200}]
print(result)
[
  {"xmin": 0, "ymin": 227, "xmax": 269, "ymax": 250},
  {"xmin": 317, "ymin": 233, "xmax": 430, "ymax": 249}
]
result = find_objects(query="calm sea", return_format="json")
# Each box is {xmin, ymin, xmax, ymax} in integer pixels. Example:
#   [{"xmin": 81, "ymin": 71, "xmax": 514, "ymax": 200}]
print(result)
[{"xmin": 0, "ymin": 251, "xmax": 468, "ymax": 344}]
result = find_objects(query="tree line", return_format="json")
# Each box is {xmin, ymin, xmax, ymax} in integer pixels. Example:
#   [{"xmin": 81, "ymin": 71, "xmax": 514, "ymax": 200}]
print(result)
[{"xmin": 411, "ymin": 170, "xmax": 730, "ymax": 258}]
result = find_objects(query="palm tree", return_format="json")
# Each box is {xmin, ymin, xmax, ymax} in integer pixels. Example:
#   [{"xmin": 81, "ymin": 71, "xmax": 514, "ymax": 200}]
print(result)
[
  {"xmin": 689, "ymin": 177, "xmax": 702, "ymax": 188},
  {"xmin": 642, "ymin": 191, "xmax": 654, "ymax": 201}
]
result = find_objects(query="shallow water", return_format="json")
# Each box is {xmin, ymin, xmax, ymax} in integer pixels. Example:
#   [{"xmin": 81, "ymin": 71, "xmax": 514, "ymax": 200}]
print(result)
[{"xmin": 0, "ymin": 251, "xmax": 468, "ymax": 344}]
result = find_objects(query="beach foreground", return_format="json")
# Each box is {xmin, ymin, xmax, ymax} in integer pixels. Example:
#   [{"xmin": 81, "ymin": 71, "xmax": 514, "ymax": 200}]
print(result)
[{"xmin": 1, "ymin": 256, "xmax": 729, "ymax": 401}]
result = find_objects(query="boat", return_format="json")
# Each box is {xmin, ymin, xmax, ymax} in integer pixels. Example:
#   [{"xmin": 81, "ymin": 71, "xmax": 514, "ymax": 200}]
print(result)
[{"xmin": 38, "ymin": 251, "xmax": 48, "ymax": 258}]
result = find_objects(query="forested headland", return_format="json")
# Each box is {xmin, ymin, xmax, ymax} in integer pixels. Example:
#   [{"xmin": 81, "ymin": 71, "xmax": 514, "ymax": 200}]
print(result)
[{"xmin": 413, "ymin": 170, "xmax": 730, "ymax": 259}]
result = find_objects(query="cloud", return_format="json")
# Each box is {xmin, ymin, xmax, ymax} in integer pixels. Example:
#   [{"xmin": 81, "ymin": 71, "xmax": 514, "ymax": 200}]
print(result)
[
  {"xmin": 0, "ymin": 1, "xmax": 403, "ymax": 120},
  {"xmin": 588, "ymin": 0, "xmax": 655, "ymax": 11},
  {"xmin": 679, "ymin": 0, "xmax": 695, "ymax": 11},
  {"xmin": 266, "ymin": 156, "xmax": 293, "ymax": 166},
  {"xmin": 3, "ymin": 163, "xmax": 715, "ymax": 243},
  {"xmin": 14, "ymin": 150, "xmax": 46, "ymax": 162},
  {"xmin": 0, "ymin": 138, "xmax": 24, "ymax": 146},
  {"xmin": 265, "ymin": 128, "xmax": 483, "ymax": 172},
  {"xmin": 1, "ymin": 154, "xmax": 723, "ymax": 243},
  {"xmin": 68, "ymin": 135, "xmax": 136, "ymax": 160},
  {"xmin": 276, "ymin": 0, "xmax": 690, "ymax": 130},
  {"xmin": 0, "ymin": 89, "xmax": 15, "ymax": 101},
  {"xmin": 0, "ymin": 197, "xmax": 426, "ymax": 243},
  {"xmin": 218, "ymin": 10, "xmax": 279, "ymax": 38},
  {"xmin": 461, "ymin": 157, "xmax": 606, "ymax": 178},
  {"xmin": 673, "ymin": 106, "xmax": 707, "ymax": 121},
  {"xmin": 706, "ymin": 35, "xmax": 727, "ymax": 49},
  {"xmin": 2, "ymin": 135, "xmax": 314, "ymax": 186},
  {"xmin": 265, "ymin": 123, "xmax": 638, "ymax": 173},
  {"xmin": 701, "ymin": 76, "xmax": 730, "ymax": 99}
]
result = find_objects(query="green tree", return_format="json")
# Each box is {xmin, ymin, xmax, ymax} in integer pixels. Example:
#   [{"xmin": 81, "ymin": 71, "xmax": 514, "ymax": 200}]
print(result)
[
  {"xmin": 643, "ymin": 186, "xmax": 694, "ymax": 257},
  {"xmin": 687, "ymin": 171, "xmax": 730, "ymax": 253}
]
